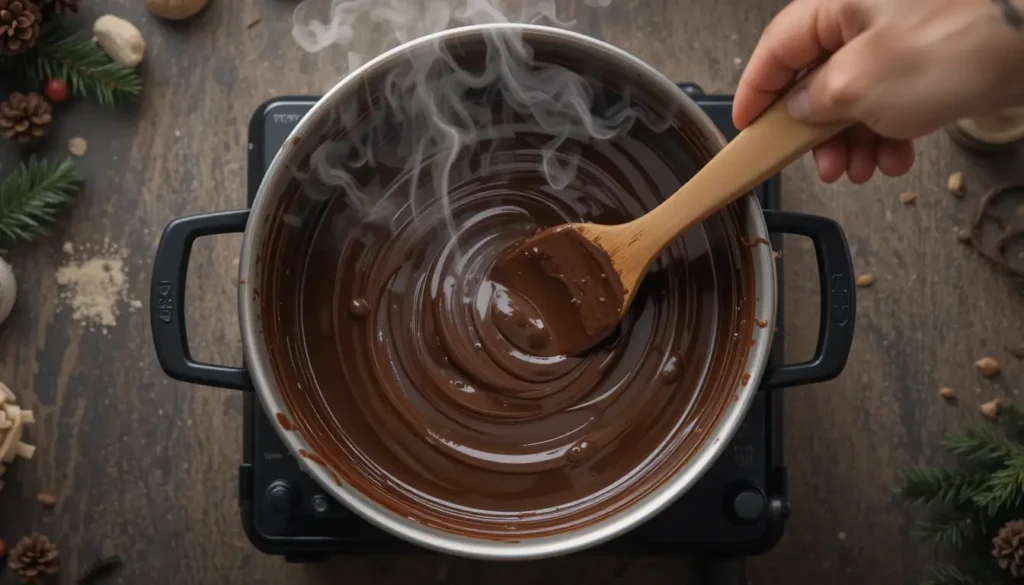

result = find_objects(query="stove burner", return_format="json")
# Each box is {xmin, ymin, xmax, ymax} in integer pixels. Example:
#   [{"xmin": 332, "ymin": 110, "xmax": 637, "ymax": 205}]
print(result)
[{"xmin": 238, "ymin": 85, "xmax": 787, "ymax": 583}]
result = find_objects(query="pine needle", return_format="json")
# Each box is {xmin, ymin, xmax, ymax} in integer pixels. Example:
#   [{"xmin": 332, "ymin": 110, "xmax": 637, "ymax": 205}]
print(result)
[
  {"xmin": 22, "ymin": 22, "xmax": 143, "ymax": 107},
  {"xmin": 0, "ymin": 157, "xmax": 82, "ymax": 252},
  {"xmin": 941, "ymin": 425, "xmax": 1024, "ymax": 468},
  {"xmin": 915, "ymin": 507, "xmax": 982, "ymax": 551},
  {"xmin": 972, "ymin": 455, "xmax": 1024, "ymax": 515},
  {"xmin": 921, "ymin": 563, "xmax": 985, "ymax": 585},
  {"xmin": 897, "ymin": 464, "xmax": 988, "ymax": 507},
  {"xmin": 77, "ymin": 555, "xmax": 124, "ymax": 584}
]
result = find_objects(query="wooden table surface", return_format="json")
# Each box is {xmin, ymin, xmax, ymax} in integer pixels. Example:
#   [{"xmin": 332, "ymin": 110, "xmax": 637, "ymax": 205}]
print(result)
[{"xmin": 1, "ymin": 0, "xmax": 1022, "ymax": 584}]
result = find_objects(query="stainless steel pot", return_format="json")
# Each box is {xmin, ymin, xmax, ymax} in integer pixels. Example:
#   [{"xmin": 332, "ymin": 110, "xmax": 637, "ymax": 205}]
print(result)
[{"xmin": 150, "ymin": 23, "xmax": 855, "ymax": 560}]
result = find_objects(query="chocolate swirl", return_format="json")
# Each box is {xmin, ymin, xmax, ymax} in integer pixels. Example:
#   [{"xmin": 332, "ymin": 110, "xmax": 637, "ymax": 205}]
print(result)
[{"xmin": 259, "ymin": 119, "xmax": 755, "ymax": 540}]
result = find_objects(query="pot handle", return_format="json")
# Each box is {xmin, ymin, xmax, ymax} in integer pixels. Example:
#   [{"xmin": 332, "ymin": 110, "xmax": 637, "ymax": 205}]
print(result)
[
  {"xmin": 150, "ymin": 210, "xmax": 252, "ymax": 391},
  {"xmin": 762, "ymin": 210, "xmax": 855, "ymax": 389}
]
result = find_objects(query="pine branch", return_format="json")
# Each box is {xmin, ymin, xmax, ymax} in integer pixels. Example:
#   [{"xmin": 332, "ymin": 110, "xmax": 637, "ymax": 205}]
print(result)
[
  {"xmin": 998, "ymin": 404, "xmax": 1024, "ymax": 442},
  {"xmin": 921, "ymin": 563, "xmax": 988, "ymax": 585},
  {"xmin": 916, "ymin": 507, "xmax": 984, "ymax": 551},
  {"xmin": 942, "ymin": 425, "xmax": 1024, "ymax": 469},
  {"xmin": 0, "ymin": 157, "xmax": 82, "ymax": 251},
  {"xmin": 21, "ymin": 22, "xmax": 143, "ymax": 107},
  {"xmin": 972, "ymin": 455, "xmax": 1024, "ymax": 515},
  {"xmin": 898, "ymin": 464, "xmax": 989, "ymax": 507}
]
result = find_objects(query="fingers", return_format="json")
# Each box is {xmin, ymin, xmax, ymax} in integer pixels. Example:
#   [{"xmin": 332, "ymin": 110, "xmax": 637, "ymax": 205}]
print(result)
[
  {"xmin": 733, "ymin": 0, "xmax": 853, "ymax": 129},
  {"xmin": 876, "ymin": 138, "xmax": 915, "ymax": 177},
  {"xmin": 845, "ymin": 124, "xmax": 877, "ymax": 184},
  {"xmin": 812, "ymin": 134, "xmax": 848, "ymax": 182},
  {"xmin": 812, "ymin": 130, "xmax": 915, "ymax": 182}
]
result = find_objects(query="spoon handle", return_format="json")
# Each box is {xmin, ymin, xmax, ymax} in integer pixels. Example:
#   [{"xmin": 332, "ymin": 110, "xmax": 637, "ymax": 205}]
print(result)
[{"xmin": 638, "ymin": 89, "xmax": 850, "ymax": 249}]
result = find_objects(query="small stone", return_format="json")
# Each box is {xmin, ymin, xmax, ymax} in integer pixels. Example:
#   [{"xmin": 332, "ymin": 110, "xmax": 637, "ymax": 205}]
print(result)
[
  {"xmin": 947, "ymin": 172, "xmax": 964, "ymax": 196},
  {"xmin": 981, "ymin": 399, "xmax": 1001, "ymax": 420},
  {"xmin": 975, "ymin": 356, "xmax": 1001, "ymax": 377},
  {"xmin": 956, "ymin": 228, "xmax": 972, "ymax": 243},
  {"xmin": 733, "ymin": 57, "xmax": 743, "ymax": 66},
  {"xmin": 68, "ymin": 136, "xmax": 88, "ymax": 157},
  {"xmin": 37, "ymin": 493, "xmax": 56, "ymax": 508},
  {"xmin": 855, "ymin": 274, "xmax": 874, "ymax": 288},
  {"xmin": 939, "ymin": 387, "xmax": 956, "ymax": 400},
  {"xmin": 899, "ymin": 191, "xmax": 917, "ymax": 204}
]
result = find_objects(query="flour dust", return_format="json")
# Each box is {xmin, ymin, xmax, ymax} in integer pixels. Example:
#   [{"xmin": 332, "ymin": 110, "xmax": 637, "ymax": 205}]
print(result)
[{"xmin": 55, "ymin": 238, "xmax": 142, "ymax": 335}]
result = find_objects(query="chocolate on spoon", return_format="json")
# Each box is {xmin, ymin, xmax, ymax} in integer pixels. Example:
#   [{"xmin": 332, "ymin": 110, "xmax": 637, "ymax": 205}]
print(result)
[{"xmin": 490, "ymin": 84, "xmax": 849, "ymax": 357}]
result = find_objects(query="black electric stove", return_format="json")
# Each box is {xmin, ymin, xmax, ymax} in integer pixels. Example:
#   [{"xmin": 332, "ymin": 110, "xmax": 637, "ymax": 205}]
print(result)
[{"xmin": 239, "ymin": 85, "xmax": 788, "ymax": 581}]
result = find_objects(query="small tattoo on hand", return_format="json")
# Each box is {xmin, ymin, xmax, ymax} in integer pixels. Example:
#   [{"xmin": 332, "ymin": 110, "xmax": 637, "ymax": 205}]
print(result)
[{"xmin": 995, "ymin": 0, "xmax": 1024, "ymax": 29}]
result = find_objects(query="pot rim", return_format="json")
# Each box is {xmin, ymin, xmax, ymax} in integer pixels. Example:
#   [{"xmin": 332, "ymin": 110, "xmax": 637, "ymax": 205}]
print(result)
[{"xmin": 238, "ymin": 22, "xmax": 778, "ymax": 560}]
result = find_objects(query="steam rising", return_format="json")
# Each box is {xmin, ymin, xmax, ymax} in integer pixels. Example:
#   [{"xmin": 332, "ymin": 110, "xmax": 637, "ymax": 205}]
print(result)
[{"xmin": 289, "ymin": 0, "xmax": 665, "ymax": 237}]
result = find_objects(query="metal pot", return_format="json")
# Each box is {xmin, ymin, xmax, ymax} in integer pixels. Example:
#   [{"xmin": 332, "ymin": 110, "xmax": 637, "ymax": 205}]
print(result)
[{"xmin": 150, "ymin": 23, "xmax": 855, "ymax": 560}]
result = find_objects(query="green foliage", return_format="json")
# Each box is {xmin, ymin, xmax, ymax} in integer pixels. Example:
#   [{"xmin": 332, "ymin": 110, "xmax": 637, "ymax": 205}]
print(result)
[
  {"xmin": 921, "ymin": 564, "xmax": 987, "ymax": 585},
  {"xmin": 22, "ymin": 23, "xmax": 143, "ymax": 106},
  {"xmin": 898, "ymin": 404, "xmax": 1024, "ymax": 585},
  {"xmin": 0, "ymin": 22, "xmax": 143, "ymax": 107},
  {"xmin": 0, "ymin": 157, "xmax": 82, "ymax": 252}
]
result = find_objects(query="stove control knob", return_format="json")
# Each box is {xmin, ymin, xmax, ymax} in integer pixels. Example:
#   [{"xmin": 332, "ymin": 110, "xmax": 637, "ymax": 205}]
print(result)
[
  {"xmin": 264, "ymin": 480, "xmax": 299, "ymax": 514},
  {"xmin": 727, "ymin": 486, "xmax": 767, "ymax": 523}
]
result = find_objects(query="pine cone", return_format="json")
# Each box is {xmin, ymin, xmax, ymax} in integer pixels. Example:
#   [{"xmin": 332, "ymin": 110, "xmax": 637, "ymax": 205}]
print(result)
[
  {"xmin": 39, "ymin": 0, "xmax": 76, "ymax": 15},
  {"xmin": 994, "ymin": 519, "xmax": 1024, "ymax": 578},
  {"xmin": 7, "ymin": 533, "xmax": 59, "ymax": 584},
  {"xmin": 0, "ymin": 93, "xmax": 53, "ymax": 146},
  {"xmin": 0, "ymin": 0, "xmax": 42, "ymax": 56}
]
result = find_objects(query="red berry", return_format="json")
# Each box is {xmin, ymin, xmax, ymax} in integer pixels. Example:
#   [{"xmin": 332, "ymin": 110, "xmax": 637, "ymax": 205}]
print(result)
[{"xmin": 44, "ymin": 78, "xmax": 69, "ymax": 103}]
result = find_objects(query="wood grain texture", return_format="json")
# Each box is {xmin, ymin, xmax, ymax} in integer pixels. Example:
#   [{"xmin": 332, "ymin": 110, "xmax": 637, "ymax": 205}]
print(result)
[{"xmin": 0, "ymin": 0, "xmax": 1021, "ymax": 584}]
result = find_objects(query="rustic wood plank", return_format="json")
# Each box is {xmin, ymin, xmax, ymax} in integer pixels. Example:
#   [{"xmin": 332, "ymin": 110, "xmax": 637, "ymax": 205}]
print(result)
[{"xmin": 0, "ymin": 0, "xmax": 1022, "ymax": 584}]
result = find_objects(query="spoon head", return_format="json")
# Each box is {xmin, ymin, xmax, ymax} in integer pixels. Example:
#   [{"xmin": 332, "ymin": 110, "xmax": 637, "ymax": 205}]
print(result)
[{"xmin": 487, "ymin": 224, "xmax": 627, "ymax": 357}]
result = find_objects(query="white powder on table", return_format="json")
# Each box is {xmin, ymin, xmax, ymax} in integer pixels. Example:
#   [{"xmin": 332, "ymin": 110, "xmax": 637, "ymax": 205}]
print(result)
[{"xmin": 55, "ymin": 240, "xmax": 140, "ymax": 332}]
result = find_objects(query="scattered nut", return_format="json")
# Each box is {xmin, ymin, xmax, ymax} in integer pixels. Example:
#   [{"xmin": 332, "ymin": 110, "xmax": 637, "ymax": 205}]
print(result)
[
  {"xmin": 146, "ymin": 0, "xmax": 208, "ymax": 20},
  {"xmin": 856, "ymin": 274, "xmax": 874, "ymax": 288},
  {"xmin": 93, "ymin": 15, "xmax": 146, "ymax": 68},
  {"xmin": 981, "ymin": 399, "xmax": 1001, "ymax": 420},
  {"xmin": 939, "ymin": 387, "xmax": 956, "ymax": 400},
  {"xmin": 956, "ymin": 228, "xmax": 972, "ymax": 243},
  {"xmin": 975, "ymin": 356, "xmax": 1001, "ymax": 377},
  {"xmin": 947, "ymin": 172, "xmax": 964, "ymax": 196},
  {"xmin": 68, "ymin": 137, "xmax": 87, "ymax": 157},
  {"xmin": 899, "ymin": 191, "xmax": 917, "ymax": 204},
  {"xmin": 37, "ymin": 492, "xmax": 56, "ymax": 508}
]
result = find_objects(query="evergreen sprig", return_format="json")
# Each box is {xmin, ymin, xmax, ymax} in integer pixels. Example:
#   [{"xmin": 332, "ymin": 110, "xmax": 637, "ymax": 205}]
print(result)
[
  {"xmin": 20, "ymin": 22, "xmax": 143, "ymax": 107},
  {"xmin": 921, "ymin": 564, "xmax": 985, "ymax": 585},
  {"xmin": 915, "ymin": 507, "xmax": 984, "ymax": 551},
  {"xmin": 0, "ymin": 157, "xmax": 82, "ymax": 252},
  {"xmin": 898, "ymin": 404, "xmax": 1024, "ymax": 585},
  {"xmin": 898, "ymin": 464, "xmax": 988, "ymax": 507}
]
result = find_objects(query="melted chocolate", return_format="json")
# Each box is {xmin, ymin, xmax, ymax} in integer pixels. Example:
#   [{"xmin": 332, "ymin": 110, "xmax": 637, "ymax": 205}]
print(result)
[
  {"xmin": 258, "ymin": 108, "xmax": 756, "ymax": 541},
  {"xmin": 489, "ymin": 225, "xmax": 625, "ymax": 357}
]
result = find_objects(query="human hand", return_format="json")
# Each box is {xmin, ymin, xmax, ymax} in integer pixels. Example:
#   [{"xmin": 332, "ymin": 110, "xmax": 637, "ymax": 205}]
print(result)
[{"xmin": 733, "ymin": 0, "xmax": 1024, "ymax": 184}]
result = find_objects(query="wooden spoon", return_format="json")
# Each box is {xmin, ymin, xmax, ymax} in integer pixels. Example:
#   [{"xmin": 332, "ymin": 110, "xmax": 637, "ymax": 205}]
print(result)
[{"xmin": 489, "ymin": 85, "xmax": 851, "ymax": 357}]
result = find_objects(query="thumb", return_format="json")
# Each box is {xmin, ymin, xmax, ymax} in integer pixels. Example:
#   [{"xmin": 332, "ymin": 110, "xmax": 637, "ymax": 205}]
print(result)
[{"xmin": 786, "ymin": 59, "xmax": 863, "ymax": 124}]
